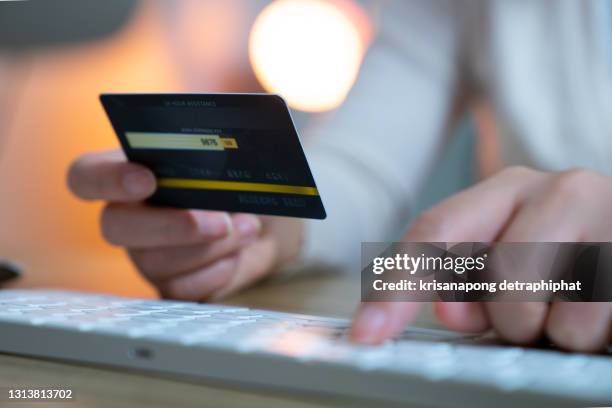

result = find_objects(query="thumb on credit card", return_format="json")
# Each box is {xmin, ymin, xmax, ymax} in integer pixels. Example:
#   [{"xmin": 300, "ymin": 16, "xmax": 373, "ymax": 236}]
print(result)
[{"xmin": 68, "ymin": 149, "xmax": 157, "ymax": 202}]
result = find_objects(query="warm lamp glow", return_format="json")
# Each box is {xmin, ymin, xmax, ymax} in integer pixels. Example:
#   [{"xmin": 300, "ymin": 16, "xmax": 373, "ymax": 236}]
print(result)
[{"xmin": 249, "ymin": 0, "xmax": 366, "ymax": 112}]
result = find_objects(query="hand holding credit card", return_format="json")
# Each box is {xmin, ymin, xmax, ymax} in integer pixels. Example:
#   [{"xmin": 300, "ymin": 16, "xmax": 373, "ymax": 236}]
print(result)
[{"xmin": 100, "ymin": 93, "xmax": 326, "ymax": 219}]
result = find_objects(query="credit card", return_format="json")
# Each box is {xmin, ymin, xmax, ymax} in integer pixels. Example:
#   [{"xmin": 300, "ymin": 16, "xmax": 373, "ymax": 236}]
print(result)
[{"xmin": 100, "ymin": 93, "xmax": 326, "ymax": 219}]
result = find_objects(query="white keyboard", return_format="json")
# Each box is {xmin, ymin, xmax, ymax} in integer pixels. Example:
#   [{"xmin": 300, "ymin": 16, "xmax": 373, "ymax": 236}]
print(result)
[{"xmin": 0, "ymin": 290, "xmax": 610, "ymax": 407}]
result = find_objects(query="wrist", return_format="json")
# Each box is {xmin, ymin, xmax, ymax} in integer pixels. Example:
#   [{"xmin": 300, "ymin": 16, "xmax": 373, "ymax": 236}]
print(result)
[{"xmin": 266, "ymin": 217, "xmax": 305, "ymax": 274}]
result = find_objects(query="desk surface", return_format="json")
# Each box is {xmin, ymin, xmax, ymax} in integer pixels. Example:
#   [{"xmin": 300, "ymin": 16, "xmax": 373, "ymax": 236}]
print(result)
[{"xmin": 0, "ymin": 246, "xmax": 437, "ymax": 408}]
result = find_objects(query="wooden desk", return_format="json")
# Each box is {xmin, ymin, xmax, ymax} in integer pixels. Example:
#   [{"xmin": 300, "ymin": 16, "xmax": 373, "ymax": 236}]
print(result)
[{"xmin": 0, "ymin": 247, "xmax": 438, "ymax": 408}]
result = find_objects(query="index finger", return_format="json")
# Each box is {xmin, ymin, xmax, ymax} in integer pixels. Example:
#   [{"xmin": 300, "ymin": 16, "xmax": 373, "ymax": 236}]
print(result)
[
  {"xmin": 67, "ymin": 149, "xmax": 156, "ymax": 202},
  {"xmin": 351, "ymin": 167, "xmax": 545, "ymax": 344}
]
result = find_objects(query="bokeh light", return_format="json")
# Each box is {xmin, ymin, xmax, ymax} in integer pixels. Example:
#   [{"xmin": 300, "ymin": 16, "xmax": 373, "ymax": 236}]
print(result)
[{"xmin": 249, "ymin": 0, "xmax": 367, "ymax": 112}]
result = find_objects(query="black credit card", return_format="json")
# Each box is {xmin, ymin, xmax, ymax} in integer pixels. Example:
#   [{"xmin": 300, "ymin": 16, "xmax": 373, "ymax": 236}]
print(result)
[{"xmin": 100, "ymin": 93, "xmax": 326, "ymax": 219}]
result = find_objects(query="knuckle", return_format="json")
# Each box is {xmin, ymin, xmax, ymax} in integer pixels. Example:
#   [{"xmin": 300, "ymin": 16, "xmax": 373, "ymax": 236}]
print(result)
[
  {"xmin": 409, "ymin": 210, "xmax": 451, "ymax": 239},
  {"xmin": 549, "ymin": 169, "xmax": 595, "ymax": 200},
  {"xmin": 172, "ymin": 211, "xmax": 203, "ymax": 240}
]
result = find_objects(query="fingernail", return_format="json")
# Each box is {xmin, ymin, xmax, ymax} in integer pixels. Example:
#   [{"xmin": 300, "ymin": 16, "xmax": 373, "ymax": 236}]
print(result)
[
  {"xmin": 235, "ymin": 216, "xmax": 262, "ymax": 238},
  {"xmin": 122, "ymin": 169, "xmax": 155, "ymax": 196},
  {"xmin": 352, "ymin": 305, "xmax": 387, "ymax": 344},
  {"xmin": 194, "ymin": 212, "xmax": 231, "ymax": 237}
]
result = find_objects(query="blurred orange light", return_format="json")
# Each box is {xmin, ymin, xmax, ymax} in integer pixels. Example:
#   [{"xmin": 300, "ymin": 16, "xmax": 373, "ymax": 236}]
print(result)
[{"xmin": 249, "ymin": 0, "xmax": 366, "ymax": 112}]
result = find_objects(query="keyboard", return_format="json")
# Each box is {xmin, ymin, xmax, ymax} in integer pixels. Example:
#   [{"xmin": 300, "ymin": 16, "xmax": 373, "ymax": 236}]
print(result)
[{"xmin": 0, "ymin": 290, "xmax": 610, "ymax": 407}]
